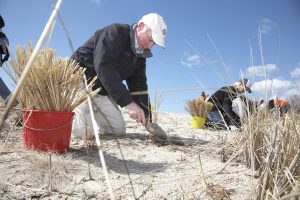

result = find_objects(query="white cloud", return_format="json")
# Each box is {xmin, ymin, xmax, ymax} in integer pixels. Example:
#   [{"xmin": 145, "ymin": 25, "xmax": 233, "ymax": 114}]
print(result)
[
  {"xmin": 259, "ymin": 18, "xmax": 276, "ymax": 34},
  {"xmin": 282, "ymin": 88, "xmax": 300, "ymax": 98},
  {"xmin": 251, "ymin": 78, "xmax": 300, "ymax": 100},
  {"xmin": 90, "ymin": 0, "xmax": 102, "ymax": 4},
  {"xmin": 291, "ymin": 67, "xmax": 300, "ymax": 77},
  {"xmin": 181, "ymin": 54, "xmax": 201, "ymax": 68},
  {"xmin": 246, "ymin": 64, "xmax": 277, "ymax": 77},
  {"xmin": 252, "ymin": 78, "xmax": 291, "ymax": 94}
]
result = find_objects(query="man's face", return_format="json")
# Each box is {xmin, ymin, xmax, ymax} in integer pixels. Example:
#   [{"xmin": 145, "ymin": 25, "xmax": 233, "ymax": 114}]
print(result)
[
  {"xmin": 136, "ymin": 22, "xmax": 155, "ymax": 51},
  {"xmin": 236, "ymin": 83, "xmax": 246, "ymax": 93}
]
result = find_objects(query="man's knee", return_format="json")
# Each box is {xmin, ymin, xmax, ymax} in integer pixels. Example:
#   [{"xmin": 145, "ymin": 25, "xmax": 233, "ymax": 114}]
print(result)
[
  {"xmin": 102, "ymin": 123, "xmax": 126, "ymax": 134},
  {"xmin": 114, "ymin": 125, "xmax": 126, "ymax": 134}
]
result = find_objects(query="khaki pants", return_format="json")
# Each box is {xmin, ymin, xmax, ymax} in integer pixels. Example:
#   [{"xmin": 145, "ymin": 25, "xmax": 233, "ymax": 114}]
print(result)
[{"xmin": 72, "ymin": 94, "xmax": 126, "ymax": 139}]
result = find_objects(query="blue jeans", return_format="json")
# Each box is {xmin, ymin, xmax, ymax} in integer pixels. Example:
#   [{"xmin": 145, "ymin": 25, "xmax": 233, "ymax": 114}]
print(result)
[
  {"xmin": 206, "ymin": 111, "xmax": 227, "ymax": 130},
  {"xmin": 280, "ymin": 105, "xmax": 290, "ymax": 117}
]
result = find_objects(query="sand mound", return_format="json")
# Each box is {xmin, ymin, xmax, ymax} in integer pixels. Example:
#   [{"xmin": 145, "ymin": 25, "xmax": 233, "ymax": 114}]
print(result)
[{"xmin": 0, "ymin": 109, "xmax": 257, "ymax": 199}]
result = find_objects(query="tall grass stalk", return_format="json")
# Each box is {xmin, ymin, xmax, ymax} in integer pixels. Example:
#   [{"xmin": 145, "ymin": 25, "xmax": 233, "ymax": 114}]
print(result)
[{"xmin": 152, "ymin": 92, "xmax": 164, "ymax": 124}]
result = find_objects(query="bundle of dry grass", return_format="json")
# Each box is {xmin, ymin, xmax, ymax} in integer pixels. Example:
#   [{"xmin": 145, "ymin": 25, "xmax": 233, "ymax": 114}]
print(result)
[
  {"xmin": 242, "ymin": 110, "xmax": 300, "ymax": 199},
  {"xmin": 9, "ymin": 43, "xmax": 99, "ymax": 111},
  {"xmin": 185, "ymin": 98, "xmax": 213, "ymax": 118}
]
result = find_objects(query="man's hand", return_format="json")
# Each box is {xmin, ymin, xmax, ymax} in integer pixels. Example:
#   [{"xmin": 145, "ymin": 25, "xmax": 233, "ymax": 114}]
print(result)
[{"xmin": 125, "ymin": 102, "xmax": 147, "ymax": 126}]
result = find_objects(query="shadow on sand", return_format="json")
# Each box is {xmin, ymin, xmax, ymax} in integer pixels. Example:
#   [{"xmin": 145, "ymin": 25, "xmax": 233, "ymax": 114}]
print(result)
[
  {"xmin": 69, "ymin": 147, "xmax": 167, "ymax": 174},
  {"xmin": 68, "ymin": 132, "xmax": 209, "ymax": 174}
]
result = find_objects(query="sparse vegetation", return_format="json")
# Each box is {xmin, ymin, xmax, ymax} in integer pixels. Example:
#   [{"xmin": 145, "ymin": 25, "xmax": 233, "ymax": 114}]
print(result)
[{"xmin": 242, "ymin": 105, "xmax": 300, "ymax": 199}]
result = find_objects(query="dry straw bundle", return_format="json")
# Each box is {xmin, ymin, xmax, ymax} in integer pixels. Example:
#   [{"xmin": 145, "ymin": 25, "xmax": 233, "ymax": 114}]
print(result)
[
  {"xmin": 242, "ymin": 110, "xmax": 300, "ymax": 199},
  {"xmin": 9, "ymin": 43, "xmax": 99, "ymax": 111},
  {"xmin": 185, "ymin": 98, "xmax": 213, "ymax": 118}
]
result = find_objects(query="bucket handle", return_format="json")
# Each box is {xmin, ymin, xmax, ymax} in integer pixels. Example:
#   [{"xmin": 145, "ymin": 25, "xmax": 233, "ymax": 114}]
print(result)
[{"xmin": 23, "ymin": 120, "xmax": 73, "ymax": 131}]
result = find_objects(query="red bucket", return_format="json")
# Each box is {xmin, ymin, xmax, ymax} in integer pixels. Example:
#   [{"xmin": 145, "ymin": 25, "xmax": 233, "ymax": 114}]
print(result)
[{"xmin": 22, "ymin": 110, "xmax": 75, "ymax": 153}]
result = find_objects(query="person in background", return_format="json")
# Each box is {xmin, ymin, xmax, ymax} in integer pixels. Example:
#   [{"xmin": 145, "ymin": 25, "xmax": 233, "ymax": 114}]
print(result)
[
  {"xmin": 254, "ymin": 99, "xmax": 267, "ymax": 111},
  {"xmin": 199, "ymin": 91, "xmax": 209, "ymax": 101},
  {"xmin": 258, "ymin": 99, "xmax": 266, "ymax": 110},
  {"xmin": 268, "ymin": 98, "xmax": 290, "ymax": 117},
  {"xmin": 71, "ymin": 13, "xmax": 167, "ymax": 136},
  {"xmin": 0, "ymin": 14, "xmax": 12, "ymax": 101},
  {"xmin": 205, "ymin": 78, "xmax": 252, "ymax": 130}
]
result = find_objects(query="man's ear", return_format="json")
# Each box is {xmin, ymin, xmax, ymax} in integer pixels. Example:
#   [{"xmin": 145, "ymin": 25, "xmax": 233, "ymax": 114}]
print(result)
[{"xmin": 137, "ymin": 22, "xmax": 145, "ymax": 31}]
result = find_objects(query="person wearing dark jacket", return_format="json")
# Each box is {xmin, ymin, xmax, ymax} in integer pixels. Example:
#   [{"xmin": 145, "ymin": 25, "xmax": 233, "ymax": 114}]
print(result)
[
  {"xmin": 206, "ymin": 79, "xmax": 252, "ymax": 130},
  {"xmin": 0, "ymin": 14, "xmax": 12, "ymax": 101},
  {"xmin": 71, "ymin": 13, "xmax": 167, "ymax": 135}
]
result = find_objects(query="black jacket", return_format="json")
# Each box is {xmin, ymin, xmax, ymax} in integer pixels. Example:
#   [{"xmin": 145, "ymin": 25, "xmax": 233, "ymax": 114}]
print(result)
[
  {"xmin": 0, "ymin": 15, "xmax": 11, "ymax": 100},
  {"xmin": 71, "ymin": 23, "xmax": 151, "ymax": 117},
  {"xmin": 208, "ymin": 86, "xmax": 239, "ymax": 125}
]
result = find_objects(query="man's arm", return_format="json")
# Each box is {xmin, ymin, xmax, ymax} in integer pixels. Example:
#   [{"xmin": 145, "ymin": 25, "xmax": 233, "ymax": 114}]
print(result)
[
  {"xmin": 208, "ymin": 88, "xmax": 225, "ymax": 110},
  {"xmin": 126, "ymin": 59, "xmax": 151, "ymax": 121},
  {"xmin": 93, "ymin": 25, "xmax": 148, "ymax": 126}
]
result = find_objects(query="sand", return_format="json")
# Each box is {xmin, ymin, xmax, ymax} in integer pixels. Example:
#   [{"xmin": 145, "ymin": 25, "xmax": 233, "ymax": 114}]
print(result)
[{"xmin": 0, "ymin": 107, "xmax": 257, "ymax": 199}]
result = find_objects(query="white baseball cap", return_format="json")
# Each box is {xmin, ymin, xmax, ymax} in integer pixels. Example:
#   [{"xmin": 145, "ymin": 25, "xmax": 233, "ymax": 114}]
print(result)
[{"xmin": 139, "ymin": 13, "xmax": 167, "ymax": 48}]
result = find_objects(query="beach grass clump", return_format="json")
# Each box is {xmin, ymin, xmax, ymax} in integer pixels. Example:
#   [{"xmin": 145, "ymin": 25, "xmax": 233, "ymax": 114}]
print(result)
[
  {"xmin": 185, "ymin": 98, "xmax": 213, "ymax": 118},
  {"xmin": 242, "ymin": 109, "xmax": 300, "ymax": 199},
  {"xmin": 9, "ymin": 42, "xmax": 99, "ymax": 111}
]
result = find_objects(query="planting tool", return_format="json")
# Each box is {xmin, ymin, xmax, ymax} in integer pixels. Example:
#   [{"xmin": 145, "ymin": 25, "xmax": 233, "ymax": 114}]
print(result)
[{"xmin": 146, "ymin": 122, "xmax": 168, "ymax": 142}]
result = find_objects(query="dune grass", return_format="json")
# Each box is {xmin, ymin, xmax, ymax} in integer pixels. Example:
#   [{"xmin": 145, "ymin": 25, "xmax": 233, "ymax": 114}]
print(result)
[
  {"xmin": 8, "ymin": 42, "xmax": 99, "ymax": 111},
  {"xmin": 185, "ymin": 98, "xmax": 213, "ymax": 118},
  {"xmin": 242, "ymin": 108, "xmax": 300, "ymax": 199},
  {"xmin": 185, "ymin": 33, "xmax": 300, "ymax": 199}
]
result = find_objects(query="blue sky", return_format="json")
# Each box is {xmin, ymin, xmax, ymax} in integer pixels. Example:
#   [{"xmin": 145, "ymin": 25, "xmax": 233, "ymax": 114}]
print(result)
[{"xmin": 1, "ymin": 0, "xmax": 300, "ymax": 113}]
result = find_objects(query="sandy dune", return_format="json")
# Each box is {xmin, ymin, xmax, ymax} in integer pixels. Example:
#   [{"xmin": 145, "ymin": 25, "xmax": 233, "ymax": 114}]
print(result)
[{"xmin": 0, "ymin": 109, "xmax": 257, "ymax": 199}]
